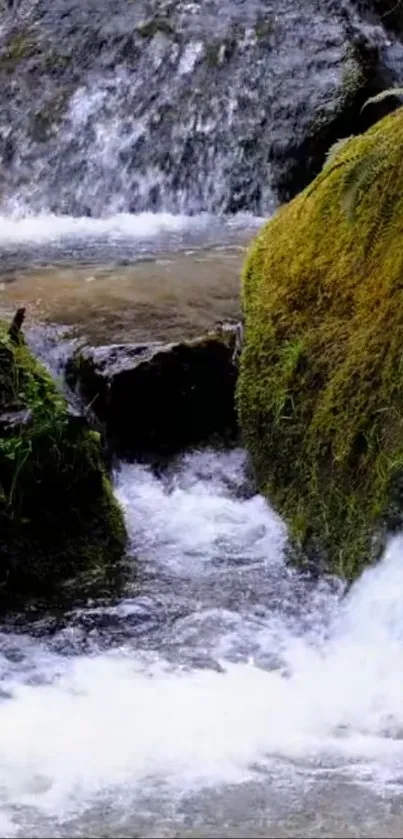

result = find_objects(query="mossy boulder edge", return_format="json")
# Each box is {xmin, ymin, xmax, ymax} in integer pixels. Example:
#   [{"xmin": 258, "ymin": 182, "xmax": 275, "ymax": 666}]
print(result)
[
  {"xmin": 237, "ymin": 107, "xmax": 403, "ymax": 578},
  {"xmin": 0, "ymin": 319, "xmax": 126, "ymax": 605}
]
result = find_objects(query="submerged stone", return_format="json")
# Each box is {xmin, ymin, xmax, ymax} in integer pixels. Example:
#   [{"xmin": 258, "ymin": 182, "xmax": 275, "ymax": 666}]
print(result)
[
  {"xmin": 66, "ymin": 326, "xmax": 239, "ymax": 458},
  {"xmin": 0, "ymin": 319, "xmax": 126, "ymax": 607},
  {"xmin": 237, "ymin": 107, "xmax": 403, "ymax": 578}
]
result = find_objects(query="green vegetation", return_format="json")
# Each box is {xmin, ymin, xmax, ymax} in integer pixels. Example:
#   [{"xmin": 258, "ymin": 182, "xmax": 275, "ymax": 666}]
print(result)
[
  {"xmin": 0, "ymin": 27, "xmax": 72, "ymax": 78},
  {"xmin": 136, "ymin": 16, "xmax": 176, "ymax": 40},
  {"xmin": 1, "ymin": 30, "xmax": 40, "ymax": 67},
  {"xmin": 237, "ymin": 107, "xmax": 403, "ymax": 578},
  {"xmin": 0, "ymin": 320, "xmax": 126, "ymax": 605},
  {"xmin": 254, "ymin": 16, "xmax": 276, "ymax": 41}
]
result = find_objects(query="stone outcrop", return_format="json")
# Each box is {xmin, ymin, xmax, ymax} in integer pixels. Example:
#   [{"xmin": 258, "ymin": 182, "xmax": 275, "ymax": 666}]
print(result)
[{"xmin": 66, "ymin": 327, "xmax": 239, "ymax": 459}]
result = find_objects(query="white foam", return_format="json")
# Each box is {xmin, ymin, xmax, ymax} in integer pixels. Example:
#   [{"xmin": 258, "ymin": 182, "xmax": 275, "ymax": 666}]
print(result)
[
  {"xmin": 1, "ymin": 453, "xmax": 403, "ymax": 832},
  {"xmin": 114, "ymin": 450, "xmax": 286, "ymax": 573},
  {"xmin": 0, "ymin": 212, "xmax": 208, "ymax": 245},
  {"xmin": 0, "ymin": 211, "xmax": 263, "ymax": 247},
  {"xmin": 178, "ymin": 41, "xmax": 204, "ymax": 75},
  {"xmin": 1, "ymin": 546, "xmax": 403, "ymax": 830}
]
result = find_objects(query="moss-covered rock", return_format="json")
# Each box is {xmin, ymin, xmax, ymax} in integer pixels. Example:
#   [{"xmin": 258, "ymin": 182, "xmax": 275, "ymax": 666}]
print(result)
[
  {"xmin": 0, "ymin": 319, "xmax": 126, "ymax": 605},
  {"xmin": 237, "ymin": 107, "xmax": 403, "ymax": 578}
]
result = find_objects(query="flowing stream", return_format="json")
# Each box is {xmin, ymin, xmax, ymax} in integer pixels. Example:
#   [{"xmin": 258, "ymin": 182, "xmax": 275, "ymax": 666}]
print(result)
[
  {"xmin": 2, "ymin": 0, "xmax": 403, "ymax": 835},
  {"xmin": 1, "ymin": 450, "xmax": 403, "ymax": 837}
]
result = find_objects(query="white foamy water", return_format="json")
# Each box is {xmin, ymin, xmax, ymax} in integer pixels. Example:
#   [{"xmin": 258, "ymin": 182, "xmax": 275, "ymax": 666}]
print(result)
[
  {"xmin": 1, "ymin": 450, "xmax": 403, "ymax": 838},
  {"xmin": 0, "ymin": 211, "xmax": 263, "ymax": 266},
  {"xmin": 0, "ymin": 212, "xmax": 208, "ymax": 245}
]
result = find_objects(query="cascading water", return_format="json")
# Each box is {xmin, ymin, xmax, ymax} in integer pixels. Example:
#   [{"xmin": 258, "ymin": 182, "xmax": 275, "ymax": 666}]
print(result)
[
  {"xmin": 1, "ymin": 450, "xmax": 403, "ymax": 837},
  {"xmin": 2, "ymin": 1, "xmax": 403, "ymax": 836},
  {"xmin": 0, "ymin": 0, "xmax": 401, "ymax": 265},
  {"xmin": 0, "ymin": 0, "xmax": 402, "ymax": 224},
  {"xmin": 1, "ymin": 0, "xmax": 402, "ymax": 264}
]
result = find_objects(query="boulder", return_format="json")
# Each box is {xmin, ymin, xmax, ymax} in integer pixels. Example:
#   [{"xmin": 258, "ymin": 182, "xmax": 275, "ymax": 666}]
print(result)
[
  {"xmin": 66, "ymin": 326, "xmax": 239, "ymax": 459},
  {"xmin": 0, "ymin": 318, "xmax": 126, "ymax": 607},
  {"xmin": 237, "ymin": 107, "xmax": 403, "ymax": 578}
]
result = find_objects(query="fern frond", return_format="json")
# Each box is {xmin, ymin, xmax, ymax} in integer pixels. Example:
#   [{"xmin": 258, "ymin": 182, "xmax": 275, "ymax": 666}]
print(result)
[
  {"xmin": 361, "ymin": 87, "xmax": 403, "ymax": 113},
  {"xmin": 324, "ymin": 136, "xmax": 354, "ymax": 168},
  {"xmin": 340, "ymin": 151, "xmax": 390, "ymax": 221},
  {"xmin": 362, "ymin": 162, "xmax": 400, "ymax": 257}
]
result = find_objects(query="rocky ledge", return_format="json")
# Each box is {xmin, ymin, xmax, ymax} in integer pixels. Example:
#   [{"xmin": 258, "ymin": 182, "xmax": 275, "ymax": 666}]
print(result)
[{"xmin": 66, "ymin": 324, "xmax": 241, "ymax": 459}]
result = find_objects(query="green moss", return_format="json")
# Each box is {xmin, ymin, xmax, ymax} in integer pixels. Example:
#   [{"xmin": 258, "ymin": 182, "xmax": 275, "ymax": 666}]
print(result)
[
  {"xmin": 0, "ymin": 321, "xmax": 126, "ymax": 605},
  {"xmin": 0, "ymin": 27, "xmax": 72, "ymax": 80},
  {"xmin": 205, "ymin": 41, "xmax": 222, "ymax": 68},
  {"xmin": 237, "ymin": 107, "xmax": 403, "ymax": 578},
  {"xmin": 1, "ymin": 30, "xmax": 40, "ymax": 67},
  {"xmin": 254, "ymin": 16, "xmax": 276, "ymax": 41},
  {"xmin": 340, "ymin": 50, "xmax": 366, "ymax": 99},
  {"xmin": 136, "ymin": 17, "xmax": 175, "ymax": 40},
  {"xmin": 29, "ymin": 88, "xmax": 72, "ymax": 142}
]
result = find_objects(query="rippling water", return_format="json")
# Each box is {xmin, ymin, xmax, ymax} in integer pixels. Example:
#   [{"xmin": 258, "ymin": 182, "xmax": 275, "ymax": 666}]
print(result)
[
  {"xmin": 0, "ymin": 211, "xmax": 255, "ymax": 348},
  {"xmin": 1, "ymin": 449, "xmax": 403, "ymax": 837}
]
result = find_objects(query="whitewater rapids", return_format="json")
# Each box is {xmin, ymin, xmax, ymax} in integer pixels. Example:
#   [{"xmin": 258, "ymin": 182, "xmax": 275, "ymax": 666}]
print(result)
[{"xmin": 0, "ymin": 449, "xmax": 403, "ymax": 837}]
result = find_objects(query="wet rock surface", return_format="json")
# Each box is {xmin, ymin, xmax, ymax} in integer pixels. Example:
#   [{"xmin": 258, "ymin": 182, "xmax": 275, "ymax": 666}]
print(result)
[
  {"xmin": 66, "ymin": 327, "xmax": 239, "ymax": 458},
  {"xmin": 0, "ymin": 0, "xmax": 403, "ymax": 214}
]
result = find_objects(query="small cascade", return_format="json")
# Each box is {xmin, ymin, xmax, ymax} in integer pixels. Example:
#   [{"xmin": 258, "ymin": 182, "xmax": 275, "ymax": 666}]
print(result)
[{"xmin": 0, "ymin": 0, "xmax": 402, "ymax": 217}]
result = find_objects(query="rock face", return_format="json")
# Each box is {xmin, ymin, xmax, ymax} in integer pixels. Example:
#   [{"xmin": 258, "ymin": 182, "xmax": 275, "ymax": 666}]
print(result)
[
  {"xmin": 237, "ymin": 107, "xmax": 403, "ymax": 578},
  {"xmin": 0, "ymin": 319, "xmax": 126, "ymax": 606},
  {"xmin": 353, "ymin": 0, "xmax": 403, "ymax": 36},
  {"xmin": 66, "ymin": 328, "xmax": 239, "ymax": 458},
  {"xmin": 267, "ymin": 33, "xmax": 400, "ymax": 202},
  {"xmin": 0, "ymin": 0, "xmax": 402, "ymax": 215}
]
